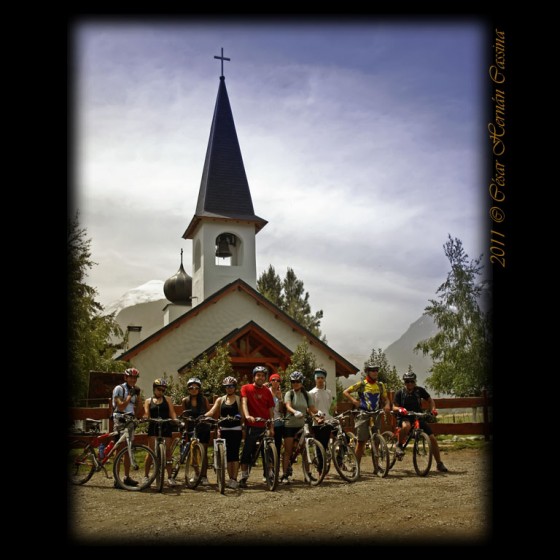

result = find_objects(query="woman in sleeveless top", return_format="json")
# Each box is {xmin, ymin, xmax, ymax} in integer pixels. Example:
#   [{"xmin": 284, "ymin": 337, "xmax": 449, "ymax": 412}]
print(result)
[
  {"xmin": 143, "ymin": 378, "xmax": 178, "ymax": 486},
  {"xmin": 205, "ymin": 376, "xmax": 245, "ymax": 489}
]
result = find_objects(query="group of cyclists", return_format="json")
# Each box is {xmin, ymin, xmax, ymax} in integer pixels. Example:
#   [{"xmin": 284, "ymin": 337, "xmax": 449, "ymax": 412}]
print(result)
[{"xmin": 111, "ymin": 362, "xmax": 447, "ymax": 489}]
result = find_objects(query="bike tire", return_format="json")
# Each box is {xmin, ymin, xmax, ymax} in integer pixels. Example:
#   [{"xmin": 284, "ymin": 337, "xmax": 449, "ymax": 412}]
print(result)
[
  {"xmin": 302, "ymin": 438, "xmax": 327, "ymax": 486},
  {"xmin": 371, "ymin": 433, "xmax": 390, "ymax": 478},
  {"xmin": 185, "ymin": 441, "xmax": 206, "ymax": 489},
  {"xmin": 156, "ymin": 442, "xmax": 166, "ymax": 492},
  {"xmin": 263, "ymin": 439, "xmax": 279, "ymax": 491},
  {"xmin": 68, "ymin": 440, "xmax": 95, "ymax": 485},
  {"xmin": 382, "ymin": 430, "xmax": 398, "ymax": 469},
  {"xmin": 332, "ymin": 439, "xmax": 360, "ymax": 482},
  {"xmin": 113, "ymin": 444, "xmax": 157, "ymax": 491},
  {"xmin": 215, "ymin": 441, "xmax": 226, "ymax": 494},
  {"xmin": 169, "ymin": 437, "xmax": 182, "ymax": 481},
  {"xmin": 413, "ymin": 431, "xmax": 433, "ymax": 476}
]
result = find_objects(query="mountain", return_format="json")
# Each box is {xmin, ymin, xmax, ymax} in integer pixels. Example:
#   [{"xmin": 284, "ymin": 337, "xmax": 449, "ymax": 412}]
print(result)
[{"xmin": 104, "ymin": 280, "xmax": 166, "ymax": 317}]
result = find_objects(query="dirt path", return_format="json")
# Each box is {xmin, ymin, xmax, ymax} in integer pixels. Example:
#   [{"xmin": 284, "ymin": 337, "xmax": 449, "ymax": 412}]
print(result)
[{"xmin": 68, "ymin": 446, "xmax": 491, "ymax": 546}]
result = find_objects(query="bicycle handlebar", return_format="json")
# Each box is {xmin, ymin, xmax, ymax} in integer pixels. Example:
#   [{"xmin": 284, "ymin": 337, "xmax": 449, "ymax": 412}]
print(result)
[{"xmin": 391, "ymin": 410, "xmax": 433, "ymax": 419}]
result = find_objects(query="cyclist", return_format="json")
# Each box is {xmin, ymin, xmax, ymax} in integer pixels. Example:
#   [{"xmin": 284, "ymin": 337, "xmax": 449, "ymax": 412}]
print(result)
[
  {"xmin": 205, "ymin": 376, "xmax": 245, "ymax": 489},
  {"xmin": 342, "ymin": 364, "xmax": 390, "ymax": 469},
  {"xmin": 281, "ymin": 370, "xmax": 319, "ymax": 483},
  {"xmin": 308, "ymin": 368, "xmax": 336, "ymax": 464},
  {"xmin": 111, "ymin": 367, "xmax": 143, "ymax": 488},
  {"xmin": 143, "ymin": 378, "xmax": 178, "ymax": 486},
  {"xmin": 393, "ymin": 372, "xmax": 448, "ymax": 472},
  {"xmin": 238, "ymin": 366, "xmax": 275, "ymax": 488},
  {"xmin": 181, "ymin": 377, "xmax": 211, "ymax": 485},
  {"xmin": 268, "ymin": 372, "xmax": 285, "ymax": 457}
]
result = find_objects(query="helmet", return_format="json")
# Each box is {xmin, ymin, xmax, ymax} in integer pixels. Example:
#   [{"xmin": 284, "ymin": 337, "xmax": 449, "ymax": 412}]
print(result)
[
  {"xmin": 187, "ymin": 377, "xmax": 202, "ymax": 388},
  {"xmin": 153, "ymin": 378, "xmax": 168, "ymax": 389},
  {"xmin": 403, "ymin": 372, "xmax": 417, "ymax": 382},
  {"xmin": 365, "ymin": 364, "xmax": 379, "ymax": 372},
  {"xmin": 314, "ymin": 368, "xmax": 327, "ymax": 378},
  {"xmin": 252, "ymin": 366, "xmax": 268, "ymax": 375},
  {"xmin": 289, "ymin": 371, "xmax": 304, "ymax": 382},
  {"xmin": 222, "ymin": 376, "xmax": 237, "ymax": 386},
  {"xmin": 124, "ymin": 367, "xmax": 140, "ymax": 378}
]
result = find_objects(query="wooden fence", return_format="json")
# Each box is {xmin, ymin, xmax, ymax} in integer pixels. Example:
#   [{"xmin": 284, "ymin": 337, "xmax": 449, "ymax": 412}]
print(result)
[{"xmin": 69, "ymin": 390, "xmax": 492, "ymax": 442}]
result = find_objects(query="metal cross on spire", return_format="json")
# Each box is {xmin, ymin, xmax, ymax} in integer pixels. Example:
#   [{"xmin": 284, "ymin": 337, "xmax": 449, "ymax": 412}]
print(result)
[{"xmin": 214, "ymin": 47, "xmax": 230, "ymax": 77}]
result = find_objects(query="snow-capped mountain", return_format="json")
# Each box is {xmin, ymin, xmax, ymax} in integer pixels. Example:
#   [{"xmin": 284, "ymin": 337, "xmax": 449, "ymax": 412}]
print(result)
[{"xmin": 104, "ymin": 280, "xmax": 166, "ymax": 316}]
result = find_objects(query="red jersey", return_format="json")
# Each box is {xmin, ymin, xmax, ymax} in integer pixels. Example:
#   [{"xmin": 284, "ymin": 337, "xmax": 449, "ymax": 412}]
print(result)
[{"xmin": 241, "ymin": 383, "xmax": 274, "ymax": 427}]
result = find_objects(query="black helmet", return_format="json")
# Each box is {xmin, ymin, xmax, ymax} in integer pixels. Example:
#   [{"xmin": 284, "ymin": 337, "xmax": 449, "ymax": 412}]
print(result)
[
  {"xmin": 403, "ymin": 372, "xmax": 417, "ymax": 382},
  {"xmin": 153, "ymin": 378, "xmax": 168, "ymax": 389}
]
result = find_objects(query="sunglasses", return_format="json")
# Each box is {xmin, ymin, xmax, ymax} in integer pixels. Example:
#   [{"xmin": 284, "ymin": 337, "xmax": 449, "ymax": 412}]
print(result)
[
  {"xmin": 404, "ymin": 380, "xmax": 415, "ymax": 384},
  {"xmin": 290, "ymin": 380, "xmax": 302, "ymax": 384},
  {"xmin": 225, "ymin": 384, "xmax": 236, "ymax": 389},
  {"xmin": 188, "ymin": 386, "xmax": 200, "ymax": 390},
  {"xmin": 155, "ymin": 386, "xmax": 166, "ymax": 391}
]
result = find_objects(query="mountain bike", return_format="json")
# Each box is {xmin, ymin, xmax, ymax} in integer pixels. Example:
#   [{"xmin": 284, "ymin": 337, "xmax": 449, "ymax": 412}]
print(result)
[
  {"xmin": 285, "ymin": 415, "xmax": 327, "ymax": 486},
  {"xmin": 323, "ymin": 411, "xmax": 360, "ymax": 482},
  {"xmin": 147, "ymin": 417, "xmax": 178, "ymax": 492},
  {"xmin": 68, "ymin": 413, "xmax": 157, "ymax": 491},
  {"xmin": 352, "ymin": 409, "xmax": 390, "ymax": 477},
  {"xmin": 247, "ymin": 418, "xmax": 279, "ymax": 491},
  {"xmin": 169, "ymin": 414, "xmax": 207, "ymax": 488},
  {"xmin": 200, "ymin": 416, "xmax": 240, "ymax": 494},
  {"xmin": 382, "ymin": 411, "xmax": 433, "ymax": 476}
]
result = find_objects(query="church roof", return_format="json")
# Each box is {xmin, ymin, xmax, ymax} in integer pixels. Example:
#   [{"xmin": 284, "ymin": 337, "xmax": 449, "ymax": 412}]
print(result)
[
  {"xmin": 183, "ymin": 76, "xmax": 267, "ymax": 239},
  {"xmin": 117, "ymin": 279, "xmax": 359, "ymax": 378}
]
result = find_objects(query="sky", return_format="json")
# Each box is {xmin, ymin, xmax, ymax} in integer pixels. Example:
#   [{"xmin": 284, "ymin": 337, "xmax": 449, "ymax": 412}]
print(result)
[{"xmin": 71, "ymin": 17, "xmax": 491, "ymax": 361}]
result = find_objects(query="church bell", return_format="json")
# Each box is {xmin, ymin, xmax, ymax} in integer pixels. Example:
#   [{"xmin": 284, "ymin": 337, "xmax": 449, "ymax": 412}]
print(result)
[{"xmin": 215, "ymin": 234, "xmax": 233, "ymax": 258}]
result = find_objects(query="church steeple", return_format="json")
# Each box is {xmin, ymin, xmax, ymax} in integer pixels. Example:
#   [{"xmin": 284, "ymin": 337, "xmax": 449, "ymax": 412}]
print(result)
[{"xmin": 183, "ymin": 54, "xmax": 267, "ymax": 306}]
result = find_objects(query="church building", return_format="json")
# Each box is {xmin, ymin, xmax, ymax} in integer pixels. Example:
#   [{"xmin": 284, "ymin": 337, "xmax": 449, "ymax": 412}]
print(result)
[{"xmin": 117, "ymin": 54, "xmax": 358, "ymax": 394}]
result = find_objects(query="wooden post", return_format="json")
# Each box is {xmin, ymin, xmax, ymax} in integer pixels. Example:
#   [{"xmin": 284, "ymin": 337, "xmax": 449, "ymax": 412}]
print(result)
[{"xmin": 482, "ymin": 389, "xmax": 490, "ymax": 441}]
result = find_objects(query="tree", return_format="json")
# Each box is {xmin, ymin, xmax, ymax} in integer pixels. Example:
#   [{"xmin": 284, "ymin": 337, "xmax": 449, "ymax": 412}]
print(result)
[
  {"xmin": 68, "ymin": 213, "xmax": 127, "ymax": 405},
  {"xmin": 414, "ymin": 235, "xmax": 491, "ymax": 397},
  {"xmin": 169, "ymin": 343, "xmax": 235, "ymax": 404},
  {"xmin": 282, "ymin": 338, "xmax": 318, "ymax": 393},
  {"xmin": 364, "ymin": 348, "xmax": 401, "ymax": 393},
  {"xmin": 257, "ymin": 266, "xmax": 324, "ymax": 339}
]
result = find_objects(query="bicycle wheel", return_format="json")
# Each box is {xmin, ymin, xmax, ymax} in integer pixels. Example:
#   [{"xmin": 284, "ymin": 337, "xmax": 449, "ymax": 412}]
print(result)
[
  {"xmin": 413, "ymin": 431, "xmax": 433, "ymax": 476},
  {"xmin": 215, "ymin": 441, "xmax": 226, "ymax": 494},
  {"xmin": 371, "ymin": 433, "xmax": 390, "ymax": 478},
  {"xmin": 68, "ymin": 440, "xmax": 95, "ymax": 485},
  {"xmin": 156, "ymin": 442, "xmax": 166, "ymax": 492},
  {"xmin": 262, "ymin": 439, "xmax": 279, "ymax": 491},
  {"xmin": 185, "ymin": 441, "xmax": 206, "ymax": 489},
  {"xmin": 302, "ymin": 438, "xmax": 327, "ymax": 486},
  {"xmin": 332, "ymin": 439, "xmax": 359, "ymax": 482},
  {"xmin": 169, "ymin": 437, "xmax": 183, "ymax": 481},
  {"xmin": 113, "ymin": 444, "xmax": 157, "ymax": 491},
  {"xmin": 382, "ymin": 431, "xmax": 398, "ymax": 469}
]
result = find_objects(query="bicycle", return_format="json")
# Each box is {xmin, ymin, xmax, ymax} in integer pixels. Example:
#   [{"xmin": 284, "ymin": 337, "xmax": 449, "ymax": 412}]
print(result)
[
  {"xmin": 284, "ymin": 414, "xmax": 327, "ymax": 486},
  {"xmin": 68, "ymin": 413, "xmax": 157, "ymax": 491},
  {"xmin": 382, "ymin": 411, "xmax": 433, "ymax": 476},
  {"xmin": 323, "ymin": 411, "xmax": 360, "ymax": 482},
  {"xmin": 246, "ymin": 417, "xmax": 279, "ymax": 491},
  {"xmin": 202, "ymin": 415, "xmax": 240, "ymax": 494},
  {"xmin": 147, "ymin": 417, "xmax": 178, "ymax": 492},
  {"xmin": 351, "ymin": 409, "xmax": 390, "ymax": 478},
  {"xmin": 169, "ymin": 414, "xmax": 207, "ymax": 489}
]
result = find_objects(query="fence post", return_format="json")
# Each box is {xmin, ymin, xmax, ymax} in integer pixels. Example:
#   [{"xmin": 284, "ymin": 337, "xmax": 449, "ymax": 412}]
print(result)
[{"xmin": 482, "ymin": 389, "xmax": 489, "ymax": 441}]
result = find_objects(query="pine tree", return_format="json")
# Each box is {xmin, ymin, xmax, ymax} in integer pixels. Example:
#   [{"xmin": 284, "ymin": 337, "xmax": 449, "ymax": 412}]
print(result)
[
  {"xmin": 414, "ymin": 235, "xmax": 491, "ymax": 397},
  {"xmin": 67, "ymin": 212, "xmax": 126, "ymax": 404}
]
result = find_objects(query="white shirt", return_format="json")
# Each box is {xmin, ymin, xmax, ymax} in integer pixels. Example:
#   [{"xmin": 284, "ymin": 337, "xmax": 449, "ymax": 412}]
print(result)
[{"xmin": 308, "ymin": 386, "xmax": 334, "ymax": 421}]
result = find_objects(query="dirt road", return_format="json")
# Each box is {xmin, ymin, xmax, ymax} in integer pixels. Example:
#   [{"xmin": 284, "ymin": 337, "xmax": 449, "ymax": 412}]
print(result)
[{"xmin": 68, "ymin": 446, "xmax": 491, "ymax": 546}]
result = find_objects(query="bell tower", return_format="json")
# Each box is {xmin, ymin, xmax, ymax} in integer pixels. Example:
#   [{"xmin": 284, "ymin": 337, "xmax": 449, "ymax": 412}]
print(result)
[{"xmin": 183, "ymin": 51, "xmax": 267, "ymax": 306}]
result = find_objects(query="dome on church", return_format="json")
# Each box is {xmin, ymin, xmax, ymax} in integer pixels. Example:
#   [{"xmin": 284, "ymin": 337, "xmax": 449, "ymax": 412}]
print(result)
[{"xmin": 164, "ymin": 250, "xmax": 192, "ymax": 304}]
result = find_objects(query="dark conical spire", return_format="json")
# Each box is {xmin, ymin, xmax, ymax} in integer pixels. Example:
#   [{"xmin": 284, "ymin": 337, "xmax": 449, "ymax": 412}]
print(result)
[
  {"xmin": 164, "ymin": 249, "xmax": 192, "ymax": 304},
  {"xmin": 183, "ymin": 75, "xmax": 267, "ymax": 239}
]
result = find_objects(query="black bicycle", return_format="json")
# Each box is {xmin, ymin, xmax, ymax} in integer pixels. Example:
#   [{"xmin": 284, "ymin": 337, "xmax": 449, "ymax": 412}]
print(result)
[
  {"xmin": 323, "ymin": 411, "xmax": 360, "ymax": 482},
  {"xmin": 169, "ymin": 414, "xmax": 207, "ymax": 488},
  {"xmin": 147, "ymin": 417, "xmax": 178, "ymax": 492},
  {"xmin": 247, "ymin": 418, "xmax": 279, "ymax": 491}
]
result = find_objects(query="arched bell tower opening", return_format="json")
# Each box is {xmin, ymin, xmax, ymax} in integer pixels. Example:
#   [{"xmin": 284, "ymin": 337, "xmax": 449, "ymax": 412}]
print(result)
[{"xmin": 215, "ymin": 232, "xmax": 241, "ymax": 266}]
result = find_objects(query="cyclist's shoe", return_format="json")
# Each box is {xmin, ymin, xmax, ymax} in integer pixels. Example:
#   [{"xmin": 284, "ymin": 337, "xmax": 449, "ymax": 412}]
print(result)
[
  {"xmin": 238, "ymin": 477, "xmax": 248, "ymax": 488},
  {"xmin": 280, "ymin": 474, "xmax": 291, "ymax": 484},
  {"xmin": 286, "ymin": 467, "xmax": 293, "ymax": 477},
  {"xmin": 307, "ymin": 473, "xmax": 317, "ymax": 482},
  {"xmin": 200, "ymin": 476, "xmax": 209, "ymax": 486},
  {"xmin": 227, "ymin": 479, "xmax": 239, "ymax": 489},
  {"xmin": 123, "ymin": 476, "xmax": 139, "ymax": 487},
  {"xmin": 436, "ymin": 461, "xmax": 448, "ymax": 472},
  {"xmin": 262, "ymin": 475, "xmax": 267, "ymax": 483},
  {"xmin": 141, "ymin": 476, "xmax": 151, "ymax": 486},
  {"xmin": 395, "ymin": 444, "xmax": 405, "ymax": 458},
  {"xmin": 167, "ymin": 478, "xmax": 177, "ymax": 487}
]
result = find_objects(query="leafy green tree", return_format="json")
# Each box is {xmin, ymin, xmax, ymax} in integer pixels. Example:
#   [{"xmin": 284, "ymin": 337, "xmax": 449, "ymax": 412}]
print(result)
[
  {"xmin": 68, "ymin": 212, "xmax": 127, "ymax": 405},
  {"xmin": 170, "ymin": 344, "xmax": 235, "ymax": 404},
  {"xmin": 364, "ymin": 348, "xmax": 401, "ymax": 393},
  {"xmin": 257, "ymin": 266, "xmax": 324, "ymax": 339},
  {"xmin": 414, "ymin": 235, "xmax": 491, "ymax": 397},
  {"xmin": 283, "ymin": 338, "xmax": 318, "ymax": 393}
]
